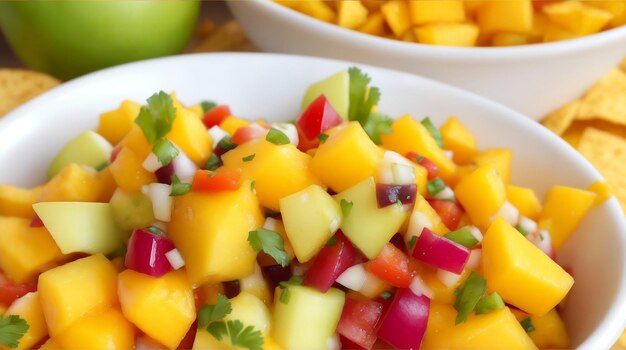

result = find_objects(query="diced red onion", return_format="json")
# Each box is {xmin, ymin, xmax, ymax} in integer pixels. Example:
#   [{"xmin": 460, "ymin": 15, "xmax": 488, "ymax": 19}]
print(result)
[
  {"xmin": 165, "ymin": 248, "xmax": 185, "ymax": 270},
  {"xmin": 413, "ymin": 227, "xmax": 470, "ymax": 274},
  {"xmin": 125, "ymin": 228, "xmax": 175, "ymax": 277},
  {"xmin": 409, "ymin": 275, "xmax": 434, "ymax": 299},
  {"xmin": 465, "ymin": 249, "xmax": 482, "ymax": 271},
  {"xmin": 376, "ymin": 183, "xmax": 417, "ymax": 208},
  {"xmin": 155, "ymin": 162, "xmax": 175, "ymax": 184},
  {"xmin": 492, "ymin": 201, "xmax": 519, "ymax": 226},
  {"xmin": 336, "ymin": 264, "xmax": 367, "ymax": 291},
  {"xmin": 377, "ymin": 288, "xmax": 430, "ymax": 349},
  {"xmin": 143, "ymin": 183, "xmax": 173, "ymax": 222},
  {"xmin": 271, "ymin": 123, "xmax": 299, "ymax": 146},
  {"xmin": 304, "ymin": 232, "xmax": 358, "ymax": 292},
  {"xmin": 436, "ymin": 269, "xmax": 462, "ymax": 288},
  {"xmin": 207, "ymin": 125, "xmax": 229, "ymax": 149},
  {"xmin": 142, "ymin": 152, "xmax": 161, "ymax": 172}
]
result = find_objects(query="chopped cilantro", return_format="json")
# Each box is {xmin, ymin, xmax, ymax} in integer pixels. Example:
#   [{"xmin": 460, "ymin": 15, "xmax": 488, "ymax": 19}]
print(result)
[
  {"xmin": 170, "ymin": 175, "xmax": 191, "ymax": 196},
  {"xmin": 200, "ymin": 101, "xmax": 217, "ymax": 114},
  {"xmin": 266, "ymin": 128, "xmax": 290, "ymax": 145},
  {"xmin": 520, "ymin": 317, "xmax": 536, "ymax": 333},
  {"xmin": 317, "ymin": 133, "xmax": 329, "ymax": 144},
  {"xmin": 218, "ymin": 136, "xmax": 237, "ymax": 153},
  {"xmin": 95, "ymin": 161, "xmax": 109, "ymax": 171},
  {"xmin": 421, "ymin": 117, "xmax": 443, "ymax": 148},
  {"xmin": 515, "ymin": 224, "xmax": 530, "ymax": 237},
  {"xmin": 135, "ymin": 91, "xmax": 177, "ymax": 144},
  {"xmin": 248, "ymin": 229, "xmax": 290, "ymax": 267},
  {"xmin": 444, "ymin": 227, "xmax": 479, "ymax": 248},
  {"xmin": 279, "ymin": 276, "xmax": 304, "ymax": 304},
  {"xmin": 153, "ymin": 138, "xmax": 179, "ymax": 166},
  {"xmin": 242, "ymin": 154, "xmax": 256, "ymax": 162},
  {"xmin": 204, "ymin": 153, "xmax": 221, "ymax": 171},
  {"xmin": 325, "ymin": 236, "xmax": 338, "ymax": 247},
  {"xmin": 198, "ymin": 294, "xmax": 232, "ymax": 328},
  {"xmin": 361, "ymin": 111, "xmax": 393, "ymax": 145},
  {"xmin": 340, "ymin": 199, "xmax": 353, "ymax": 218},
  {"xmin": 0, "ymin": 315, "xmax": 29, "ymax": 349},
  {"xmin": 380, "ymin": 291, "xmax": 393, "ymax": 300},
  {"xmin": 427, "ymin": 178, "xmax": 446, "ymax": 197},
  {"xmin": 453, "ymin": 271, "xmax": 486, "ymax": 324},
  {"xmin": 251, "ymin": 180, "xmax": 256, "ymax": 191},
  {"xmin": 347, "ymin": 67, "xmax": 392, "ymax": 145},
  {"xmin": 407, "ymin": 235, "xmax": 417, "ymax": 249},
  {"xmin": 474, "ymin": 292, "xmax": 505, "ymax": 315}
]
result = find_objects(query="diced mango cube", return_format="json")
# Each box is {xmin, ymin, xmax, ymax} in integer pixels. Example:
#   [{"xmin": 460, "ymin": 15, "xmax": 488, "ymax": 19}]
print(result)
[
  {"xmin": 586, "ymin": 181, "xmax": 612, "ymax": 206},
  {"xmin": 118, "ymin": 269, "xmax": 195, "ymax": 349},
  {"xmin": 477, "ymin": 0, "xmax": 533, "ymax": 34},
  {"xmin": 464, "ymin": 0, "xmax": 486, "ymax": 18},
  {"xmin": 97, "ymin": 100, "xmax": 141, "ymax": 145},
  {"xmin": 409, "ymin": 0, "xmax": 465, "ymax": 25},
  {"xmin": 38, "ymin": 254, "xmax": 118, "ymax": 336},
  {"xmin": 311, "ymin": 121, "xmax": 382, "ymax": 193},
  {"xmin": 222, "ymin": 139, "xmax": 321, "ymax": 211},
  {"xmin": 226, "ymin": 292, "xmax": 272, "ymax": 336},
  {"xmin": 0, "ymin": 185, "xmax": 41, "ymax": 218},
  {"xmin": 381, "ymin": 0, "xmax": 411, "ymax": 36},
  {"xmin": 511, "ymin": 308, "xmax": 570, "ymax": 349},
  {"xmin": 440, "ymin": 116, "xmax": 477, "ymax": 164},
  {"xmin": 0, "ymin": 217, "xmax": 63, "ymax": 283},
  {"xmin": 219, "ymin": 116, "xmax": 249, "ymax": 135},
  {"xmin": 538, "ymin": 185, "xmax": 595, "ymax": 250},
  {"xmin": 4, "ymin": 292, "xmax": 48, "ymax": 350},
  {"xmin": 543, "ymin": 21, "xmax": 582, "ymax": 42},
  {"xmin": 491, "ymin": 32, "xmax": 532, "ymax": 46},
  {"xmin": 337, "ymin": 1, "xmax": 369, "ymax": 29},
  {"xmin": 422, "ymin": 302, "xmax": 535, "ymax": 349},
  {"xmin": 482, "ymin": 218, "xmax": 574, "ymax": 316},
  {"xmin": 37, "ymin": 163, "xmax": 106, "ymax": 202},
  {"xmin": 588, "ymin": 1, "xmax": 626, "ymax": 27},
  {"xmin": 168, "ymin": 185, "xmax": 264, "ymax": 284},
  {"xmin": 358, "ymin": 11, "xmax": 388, "ymax": 36},
  {"xmin": 543, "ymin": 1, "xmax": 613, "ymax": 35},
  {"xmin": 109, "ymin": 147, "xmax": 157, "ymax": 193},
  {"xmin": 239, "ymin": 263, "xmax": 272, "ymax": 305},
  {"xmin": 166, "ymin": 107, "xmax": 212, "ymax": 166},
  {"xmin": 422, "ymin": 269, "xmax": 469, "ymax": 305},
  {"xmin": 54, "ymin": 308, "xmax": 135, "ymax": 350},
  {"xmin": 507, "ymin": 185, "xmax": 542, "ymax": 220},
  {"xmin": 296, "ymin": 0, "xmax": 336, "ymax": 23},
  {"xmin": 454, "ymin": 165, "xmax": 506, "ymax": 228},
  {"xmin": 414, "ymin": 22, "xmax": 479, "ymax": 46},
  {"xmin": 404, "ymin": 193, "xmax": 449, "ymax": 237},
  {"xmin": 381, "ymin": 115, "xmax": 457, "ymax": 183},
  {"xmin": 119, "ymin": 126, "xmax": 152, "ymax": 160},
  {"xmin": 473, "ymin": 148, "xmax": 512, "ymax": 185}
]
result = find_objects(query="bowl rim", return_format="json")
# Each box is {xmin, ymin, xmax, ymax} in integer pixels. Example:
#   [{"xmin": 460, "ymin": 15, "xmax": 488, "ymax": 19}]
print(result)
[{"xmin": 240, "ymin": 0, "xmax": 626, "ymax": 61}]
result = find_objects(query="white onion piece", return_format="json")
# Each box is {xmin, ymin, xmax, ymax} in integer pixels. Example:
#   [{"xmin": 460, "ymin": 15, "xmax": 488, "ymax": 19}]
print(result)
[
  {"xmin": 465, "ymin": 249, "xmax": 482, "ymax": 271},
  {"xmin": 263, "ymin": 217, "xmax": 278, "ymax": 231},
  {"xmin": 391, "ymin": 163, "xmax": 416, "ymax": 185},
  {"xmin": 142, "ymin": 152, "xmax": 161, "ymax": 172},
  {"xmin": 271, "ymin": 123, "xmax": 299, "ymax": 146},
  {"xmin": 359, "ymin": 271, "xmax": 387, "ymax": 298},
  {"xmin": 172, "ymin": 150, "xmax": 198, "ymax": 180},
  {"xmin": 436, "ymin": 269, "xmax": 462, "ymax": 288},
  {"xmin": 492, "ymin": 201, "xmax": 519, "ymax": 226},
  {"xmin": 327, "ymin": 334, "xmax": 341, "ymax": 350},
  {"xmin": 433, "ymin": 187, "xmax": 455, "ymax": 201},
  {"xmin": 517, "ymin": 216, "xmax": 537, "ymax": 235},
  {"xmin": 406, "ymin": 211, "xmax": 431, "ymax": 240},
  {"xmin": 208, "ymin": 125, "xmax": 229, "ymax": 149},
  {"xmin": 409, "ymin": 275, "xmax": 434, "ymax": 299},
  {"xmin": 376, "ymin": 163, "xmax": 394, "ymax": 184},
  {"xmin": 336, "ymin": 264, "xmax": 367, "ymax": 291},
  {"xmin": 534, "ymin": 229, "xmax": 554, "ymax": 256},
  {"xmin": 145, "ymin": 183, "xmax": 173, "ymax": 222},
  {"xmin": 467, "ymin": 226, "xmax": 483, "ymax": 244},
  {"xmin": 382, "ymin": 151, "xmax": 413, "ymax": 167},
  {"xmin": 165, "ymin": 248, "xmax": 185, "ymax": 270},
  {"xmin": 240, "ymin": 263, "xmax": 267, "ymax": 293}
]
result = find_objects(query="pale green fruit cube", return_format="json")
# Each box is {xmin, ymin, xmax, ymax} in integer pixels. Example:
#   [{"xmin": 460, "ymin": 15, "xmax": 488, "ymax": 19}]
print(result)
[
  {"xmin": 47, "ymin": 130, "xmax": 113, "ymax": 179},
  {"xmin": 301, "ymin": 70, "xmax": 349, "ymax": 120}
]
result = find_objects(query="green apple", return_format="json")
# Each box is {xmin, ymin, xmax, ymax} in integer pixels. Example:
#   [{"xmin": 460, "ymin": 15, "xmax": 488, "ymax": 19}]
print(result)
[
  {"xmin": 225, "ymin": 292, "xmax": 271, "ymax": 336},
  {"xmin": 0, "ymin": 1, "xmax": 199, "ymax": 80},
  {"xmin": 33, "ymin": 202, "xmax": 123, "ymax": 255},
  {"xmin": 279, "ymin": 184, "xmax": 342, "ymax": 263},
  {"xmin": 109, "ymin": 188, "xmax": 155, "ymax": 238},
  {"xmin": 47, "ymin": 130, "xmax": 112, "ymax": 179},
  {"xmin": 302, "ymin": 70, "xmax": 349, "ymax": 120},
  {"xmin": 333, "ymin": 177, "xmax": 408, "ymax": 259}
]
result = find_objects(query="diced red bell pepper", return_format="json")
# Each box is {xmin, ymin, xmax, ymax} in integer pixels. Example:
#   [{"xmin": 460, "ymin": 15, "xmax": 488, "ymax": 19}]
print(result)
[
  {"xmin": 202, "ymin": 105, "xmax": 232, "ymax": 129},
  {"xmin": 377, "ymin": 288, "xmax": 430, "ymax": 349},
  {"xmin": 296, "ymin": 126, "xmax": 320, "ymax": 152},
  {"xmin": 406, "ymin": 152, "xmax": 439, "ymax": 180},
  {"xmin": 191, "ymin": 169, "xmax": 241, "ymax": 192},
  {"xmin": 125, "ymin": 228, "xmax": 176, "ymax": 277},
  {"xmin": 427, "ymin": 199, "xmax": 464, "ymax": 230},
  {"xmin": 0, "ymin": 271, "xmax": 37, "ymax": 307},
  {"xmin": 110, "ymin": 143, "xmax": 123, "ymax": 163},
  {"xmin": 337, "ymin": 297, "xmax": 384, "ymax": 350},
  {"xmin": 366, "ymin": 243, "xmax": 413, "ymax": 288},
  {"xmin": 29, "ymin": 215, "xmax": 44, "ymax": 228},
  {"xmin": 304, "ymin": 232, "xmax": 359, "ymax": 292},
  {"xmin": 231, "ymin": 124, "xmax": 268, "ymax": 145},
  {"xmin": 296, "ymin": 94, "xmax": 342, "ymax": 140}
]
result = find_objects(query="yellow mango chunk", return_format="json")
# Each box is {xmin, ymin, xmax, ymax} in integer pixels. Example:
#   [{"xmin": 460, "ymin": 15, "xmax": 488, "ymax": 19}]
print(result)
[
  {"xmin": 0, "ymin": 185, "xmax": 41, "ymax": 218},
  {"xmin": 54, "ymin": 308, "xmax": 135, "ymax": 350},
  {"xmin": 588, "ymin": 1, "xmax": 626, "ymax": 27},
  {"xmin": 482, "ymin": 218, "xmax": 574, "ymax": 316},
  {"xmin": 37, "ymin": 163, "xmax": 106, "ymax": 203},
  {"xmin": 414, "ymin": 22, "xmax": 479, "ymax": 47},
  {"xmin": 166, "ymin": 107, "xmax": 212, "ymax": 166},
  {"xmin": 464, "ymin": 0, "xmax": 486, "ymax": 18},
  {"xmin": 381, "ymin": 0, "xmax": 411, "ymax": 36},
  {"xmin": 543, "ymin": 21, "xmax": 582, "ymax": 42},
  {"xmin": 297, "ymin": 0, "xmax": 336, "ymax": 23},
  {"xmin": 119, "ymin": 126, "xmax": 152, "ymax": 160},
  {"xmin": 381, "ymin": 115, "xmax": 457, "ymax": 183},
  {"xmin": 118, "ymin": 269, "xmax": 195, "ymax": 349},
  {"xmin": 409, "ymin": 0, "xmax": 465, "ymax": 25},
  {"xmin": 38, "ymin": 339, "xmax": 61, "ymax": 350},
  {"xmin": 358, "ymin": 11, "xmax": 387, "ymax": 36},
  {"xmin": 187, "ymin": 104, "xmax": 204, "ymax": 118},
  {"xmin": 0, "ymin": 217, "xmax": 63, "ymax": 283},
  {"xmin": 4, "ymin": 292, "xmax": 48, "ymax": 350},
  {"xmin": 473, "ymin": 148, "xmax": 512, "ymax": 185},
  {"xmin": 440, "ymin": 116, "xmax": 477, "ymax": 164},
  {"xmin": 511, "ymin": 309, "xmax": 570, "ymax": 349},
  {"xmin": 223, "ymin": 139, "xmax": 321, "ymax": 211},
  {"xmin": 109, "ymin": 147, "xmax": 157, "ymax": 193},
  {"xmin": 543, "ymin": 1, "xmax": 613, "ymax": 35},
  {"xmin": 219, "ymin": 116, "xmax": 249, "ymax": 135},
  {"xmin": 538, "ymin": 185, "xmax": 595, "ymax": 250},
  {"xmin": 168, "ymin": 185, "xmax": 264, "ymax": 284},
  {"xmin": 311, "ymin": 122, "xmax": 382, "ymax": 193},
  {"xmin": 586, "ymin": 181, "xmax": 613, "ymax": 206},
  {"xmin": 454, "ymin": 165, "xmax": 506, "ymax": 228},
  {"xmin": 422, "ymin": 269, "xmax": 469, "ymax": 305},
  {"xmin": 38, "ymin": 254, "xmax": 118, "ymax": 336},
  {"xmin": 422, "ymin": 302, "xmax": 535, "ymax": 349},
  {"xmin": 404, "ymin": 193, "xmax": 449, "ymax": 237},
  {"xmin": 96, "ymin": 167, "xmax": 118, "ymax": 202},
  {"xmin": 507, "ymin": 185, "xmax": 542, "ymax": 220},
  {"xmin": 97, "ymin": 100, "xmax": 141, "ymax": 145},
  {"xmin": 337, "ymin": 0, "xmax": 369, "ymax": 29},
  {"xmin": 491, "ymin": 32, "xmax": 532, "ymax": 46},
  {"xmin": 477, "ymin": 0, "xmax": 533, "ymax": 34}
]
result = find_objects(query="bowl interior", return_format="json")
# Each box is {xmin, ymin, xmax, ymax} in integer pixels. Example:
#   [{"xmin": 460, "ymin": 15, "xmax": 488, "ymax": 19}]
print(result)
[{"xmin": 1, "ymin": 52, "xmax": 624, "ymax": 348}]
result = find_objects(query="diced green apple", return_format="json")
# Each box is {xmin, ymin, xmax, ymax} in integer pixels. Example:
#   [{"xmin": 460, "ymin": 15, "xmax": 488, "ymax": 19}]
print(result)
[
  {"xmin": 280, "ymin": 184, "xmax": 342, "ymax": 263},
  {"xmin": 272, "ymin": 285, "xmax": 345, "ymax": 350},
  {"xmin": 301, "ymin": 70, "xmax": 349, "ymax": 120},
  {"xmin": 333, "ymin": 177, "xmax": 408, "ymax": 259},
  {"xmin": 109, "ymin": 188, "xmax": 155, "ymax": 237},
  {"xmin": 47, "ymin": 130, "xmax": 113, "ymax": 179},
  {"xmin": 33, "ymin": 202, "xmax": 123, "ymax": 255}
]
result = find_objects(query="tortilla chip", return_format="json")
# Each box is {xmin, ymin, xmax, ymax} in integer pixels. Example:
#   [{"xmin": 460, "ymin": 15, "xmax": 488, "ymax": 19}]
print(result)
[
  {"xmin": 187, "ymin": 21, "xmax": 257, "ymax": 53},
  {"xmin": 576, "ymin": 127, "xmax": 626, "ymax": 212},
  {"xmin": 541, "ymin": 100, "xmax": 580, "ymax": 135},
  {"xmin": 576, "ymin": 68, "xmax": 626, "ymax": 125},
  {"xmin": 0, "ymin": 69, "xmax": 60, "ymax": 117}
]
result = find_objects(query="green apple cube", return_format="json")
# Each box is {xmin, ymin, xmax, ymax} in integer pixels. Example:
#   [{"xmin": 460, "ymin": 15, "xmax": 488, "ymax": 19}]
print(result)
[
  {"xmin": 109, "ymin": 188, "xmax": 155, "ymax": 238},
  {"xmin": 33, "ymin": 202, "xmax": 123, "ymax": 255},
  {"xmin": 280, "ymin": 184, "xmax": 342, "ymax": 263},
  {"xmin": 272, "ymin": 285, "xmax": 345, "ymax": 350},
  {"xmin": 301, "ymin": 70, "xmax": 349, "ymax": 120},
  {"xmin": 333, "ymin": 177, "xmax": 408, "ymax": 259},
  {"xmin": 47, "ymin": 130, "xmax": 113, "ymax": 179},
  {"xmin": 225, "ymin": 292, "xmax": 271, "ymax": 336}
]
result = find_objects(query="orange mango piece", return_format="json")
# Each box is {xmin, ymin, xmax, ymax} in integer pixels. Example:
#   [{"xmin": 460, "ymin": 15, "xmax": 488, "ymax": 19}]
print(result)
[
  {"xmin": 511, "ymin": 308, "xmax": 570, "ymax": 349},
  {"xmin": 586, "ymin": 181, "xmax": 613, "ymax": 206},
  {"xmin": 295, "ymin": 0, "xmax": 336, "ymax": 23},
  {"xmin": 507, "ymin": 185, "xmax": 542, "ymax": 220},
  {"xmin": 409, "ymin": 0, "xmax": 465, "ymax": 25},
  {"xmin": 440, "ymin": 116, "xmax": 477, "ymax": 164},
  {"xmin": 337, "ymin": 0, "xmax": 369, "ymax": 29},
  {"xmin": 358, "ymin": 11, "xmax": 388, "ymax": 36},
  {"xmin": 473, "ymin": 148, "xmax": 512, "ymax": 185},
  {"xmin": 166, "ymin": 107, "xmax": 212, "ymax": 166},
  {"xmin": 54, "ymin": 308, "xmax": 135, "ymax": 350},
  {"xmin": 97, "ymin": 100, "xmax": 141, "ymax": 145},
  {"xmin": 414, "ymin": 23, "xmax": 479, "ymax": 47},
  {"xmin": 543, "ymin": 1, "xmax": 613, "ymax": 35},
  {"xmin": 3, "ymin": 292, "xmax": 48, "ymax": 350},
  {"xmin": 454, "ymin": 165, "xmax": 506, "ymax": 228},
  {"xmin": 37, "ymin": 163, "xmax": 106, "ymax": 203},
  {"xmin": 109, "ymin": 147, "xmax": 157, "ymax": 193},
  {"xmin": 0, "ymin": 185, "xmax": 41, "ymax": 218},
  {"xmin": 477, "ymin": 0, "xmax": 533, "ymax": 34},
  {"xmin": 119, "ymin": 126, "xmax": 152, "ymax": 160},
  {"xmin": 381, "ymin": 0, "xmax": 411, "ymax": 36}
]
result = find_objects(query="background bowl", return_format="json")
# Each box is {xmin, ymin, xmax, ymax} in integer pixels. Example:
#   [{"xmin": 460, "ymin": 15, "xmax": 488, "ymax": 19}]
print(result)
[
  {"xmin": 228, "ymin": 0, "xmax": 626, "ymax": 120},
  {"xmin": 1, "ymin": 53, "xmax": 625, "ymax": 348}
]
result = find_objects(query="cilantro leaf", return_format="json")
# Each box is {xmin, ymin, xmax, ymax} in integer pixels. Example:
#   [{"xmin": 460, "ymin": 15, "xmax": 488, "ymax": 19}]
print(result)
[
  {"xmin": 340, "ymin": 199, "xmax": 353, "ymax": 218},
  {"xmin": 348, "ymin": 67, "xmax": 375, "ymax": 122},
  {"xmin": 198, "ymin": 294, "xmax": 232, "ymax": 328},
  {"xmin": 227, "ymin": 320, "xmax": 264, "ymax": 350},
  {"xmin": 204, "ymin": 153, "xmax": 221, "ymax": 171},
  {"xmin": 279, "ymin": 275, "xmax": 304, "ymax": 304},
  {"xmin": 361, "ymin": 111, "xmax": 392, "ymax": 145},
  {"xmin": 153, "ymin": 138, "xmax": 179, "ymax": 166},
  {"xmin": 170, "ymin": 175, "xmax": 191, "ymax": 196},
  {"xmin": 0, "ymin": 315, "xmax": 29, "ymax": 348},
  {"xmin": 242, "ymin": 154, "xmax": 256, "ymax": 162},
  {"xmin": 200, "ymin": 101, "xmax": 217, "ymax": 114},
  {"xmin": 199, "ymin": 295, "xmax": 264, "ymax": 350},
  {"xmin": 266, "ymin": 128, "xmax": 290, "ymax": 145},
  {"xmin": 453, "ymin": 271, "xmax": 487, "ymax": 324},
  {"xmin": 207, "ymin": 321, "xmax": 228, "ymax": 340},
  {"xmin": 520, "ymin": 317, "xmax": 536, "ymax": 333},
  {"xmin": 317, "ymin": 133, "xmax": 329, "ymax": 144},
  {"xmin": 407, "ymin": 235, "xmax": 417, "ymax": 249},
  {"xmin": 135, "ymin": 91, "xmax": 177, "ymax": 144},
  {"xmin": 248, "ymin": 229, "xmax": 290, "ymax": 267}
]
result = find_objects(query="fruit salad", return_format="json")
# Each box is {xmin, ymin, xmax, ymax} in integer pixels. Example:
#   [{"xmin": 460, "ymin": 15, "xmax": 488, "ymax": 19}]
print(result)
[{"xmin": 0, "ymin": 68, "xmax": 603, "ymax": 349}]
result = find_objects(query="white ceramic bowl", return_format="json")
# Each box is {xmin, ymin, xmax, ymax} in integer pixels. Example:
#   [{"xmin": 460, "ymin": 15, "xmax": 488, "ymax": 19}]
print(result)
[
  {"xmin": 228, "ymin": 0, "xmax": 626, "ymax": 120},
  {"xmin": 1, "ymin": 53, "xmax": 625, "ymax": 348}
]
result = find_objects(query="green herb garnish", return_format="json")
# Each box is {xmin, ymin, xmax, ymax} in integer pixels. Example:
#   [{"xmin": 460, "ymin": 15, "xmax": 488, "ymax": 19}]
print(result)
[
  {"xmin": 317, "ymin": 133, "xmax": 329, "ymax": 144},
  {"xmin": 325, "ymin": 236, "xmax": 338, "ymax": 247},
  {"xmin": 218, "ymin": 135, "xmax": 237, "ymax": 153},
  {"xmin": 279, "ymin": 276, "xmax": 304, "ymax": 304},
  {"xmin": 0, "ymin": 315, "xmax": 29, "ymax": 349},
  {"xmin": 427, "ymin": 178, "xmax": 446, "ymax": 197},
  {"xmin": 248, "ymin": 229, "xmax": 290, "ymax": 267},
  {"xmin": 520, "ymin": 317, "xmax": 536, "ymax": 333},
  {"xmin": 380, "ymin": 291, "xmax": 393, "ymax": 300},
  {"xmin": 251, "ymin": 180, "xmax": 256, "ymax": 191},
  {"xmin": 266, "ymin": 128, "xmax": 290, "ymax": 145},
  {"xmin": 153, "ymin": 138, "xmax": 179, "ymax": 166},
  {"xmin": 170, "ymin": 175, "xmax": 191, "ymax": 196},
  {"xmin": 242, "ymin": 154, "xmax": 256, "ymax": 162},
  {"xmin": 135, "ymin": 91, "xmax": 177, "ymax": 144},
  {"xmin": 515, "ymin": 224, "xmax": 530, "ymax": 237},
  {"xmin": 200, "ymin": 101, "xmax": 217, "ymax": 114},
  {"xmin": 340, "ymin": 199, "xmax": 353, "ymax": 218},
  {"xmin": 407, "ymin": 235, "xmax": 418, "ymax": 249},
  {"xmin": 146, "ymin": 226, "xmax": 165, "ymax": 235},
  {"xmin": 95, "ymin": 161, "xmax": 109, "ymax": 171},
  {"xmin": 347, "ymin": 67, "xmax": 392, "ymax": 145},
  {"xmin": 204, "ymin": 153, "xmax": 221, "ymax": 171},
  {"xmin": 474, "ymin": 292, "xmax": 505, "ymax": 315},
  {"xmin": 444, "ymin": 227, "xmax": 479, "ymax": 248},
  {"xmin": 453, "ymin": 271, "xmax": 487, "ymax": 324},
  {"xmin": 421, "ymin": 117, "xmax": 443, "ymax": 148}
]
